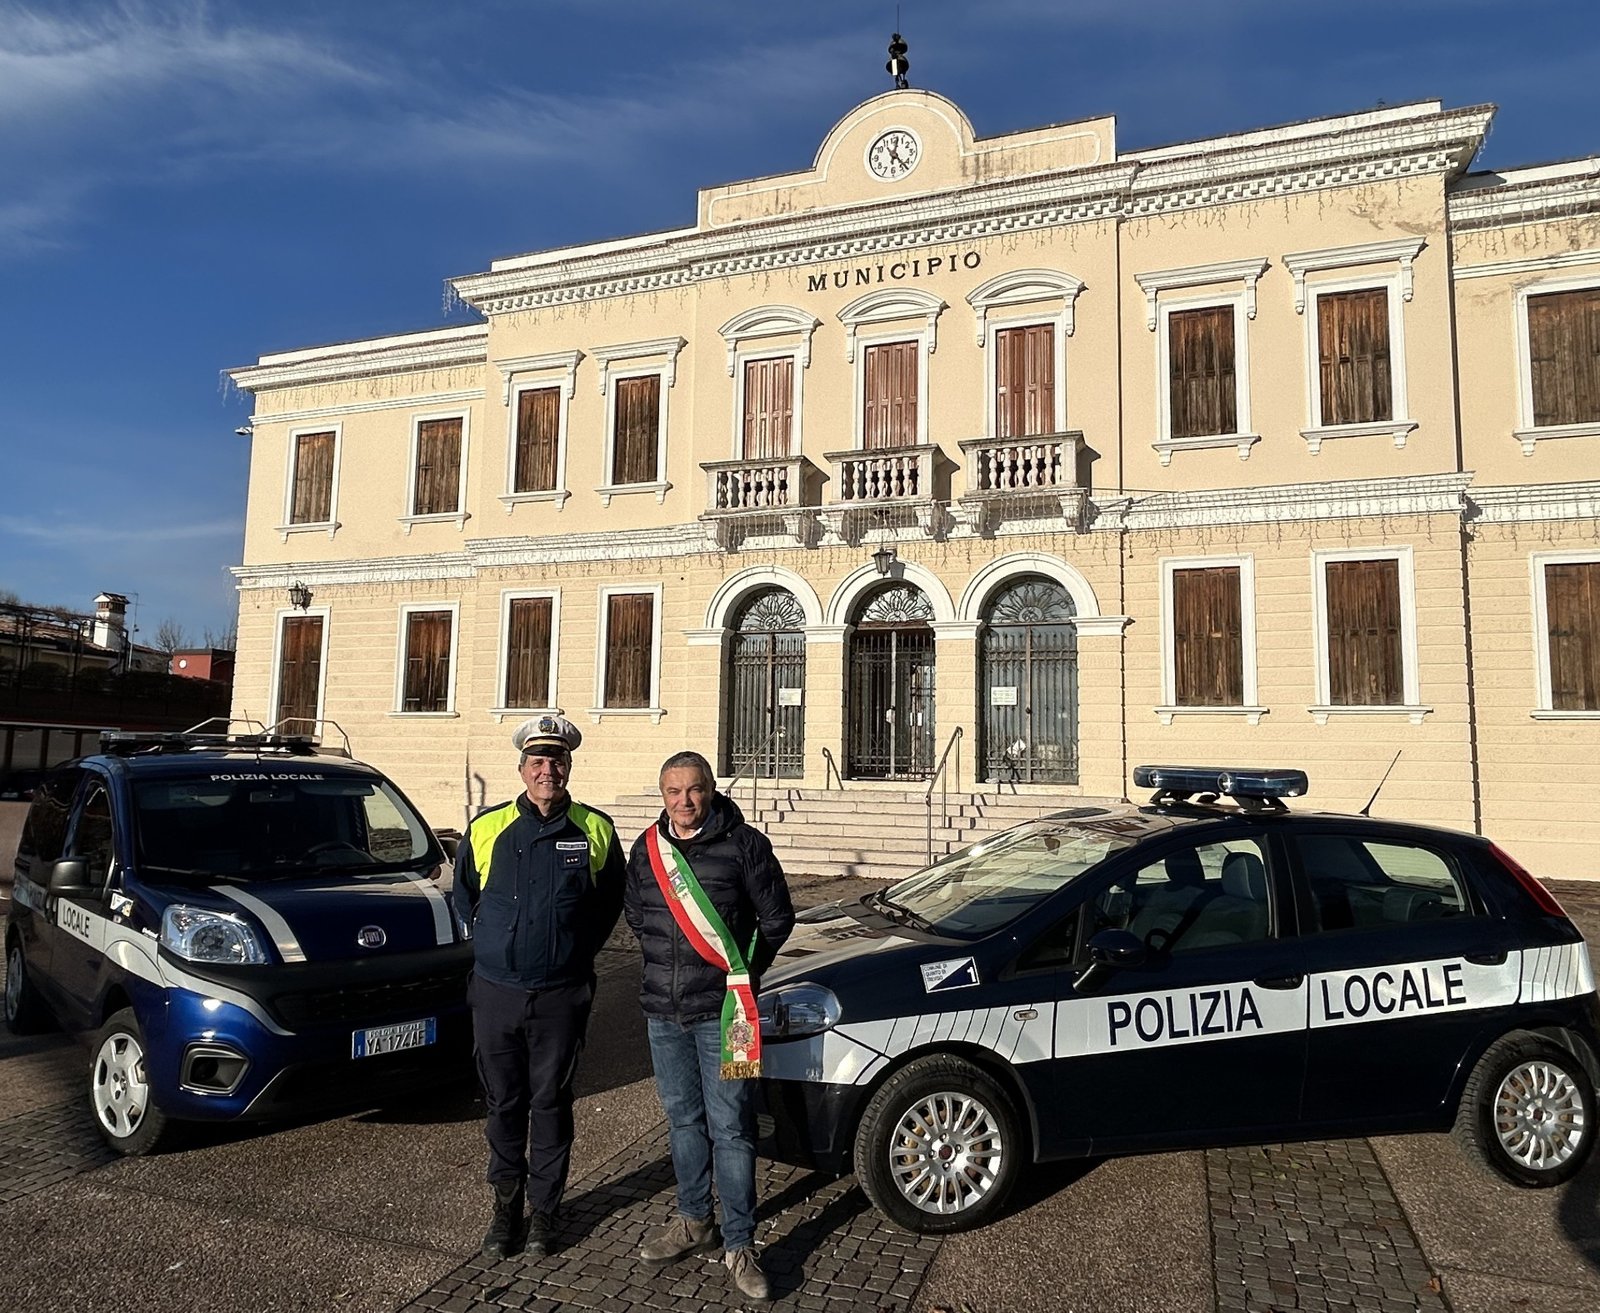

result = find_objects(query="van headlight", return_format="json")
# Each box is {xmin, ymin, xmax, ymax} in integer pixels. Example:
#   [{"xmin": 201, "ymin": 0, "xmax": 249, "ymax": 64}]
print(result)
[
  {"xmin": 161, "ymin": 905, "xmax": 270, "ymax": 965},
  {"xmin": 758, "ymin": 983, "xmax": 841, "ymax": 1039}
]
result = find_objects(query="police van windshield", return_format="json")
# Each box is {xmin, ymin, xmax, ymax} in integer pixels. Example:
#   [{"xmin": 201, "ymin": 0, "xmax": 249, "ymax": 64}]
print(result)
[
  {"xmin": 133, "ymin": 772, "xmax": 435, "ymax": 879},
  {"xmin": 875, "ymin": 814, "xmax": 1139, "ymax": 939}
]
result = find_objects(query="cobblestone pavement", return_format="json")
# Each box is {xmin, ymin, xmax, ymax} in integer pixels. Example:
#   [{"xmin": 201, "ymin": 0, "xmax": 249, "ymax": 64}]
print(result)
[
  {"xmin": 1207, "ymin": 1140, "xmax": 1449, "ymax": 1313},
  {"xmin": 0, "ymin": 1098, "xmax": 117, "ymax": 1205},
  {"xmin": 400, "ymin": 1125, "xmax": 939, "ymax": 1313}
]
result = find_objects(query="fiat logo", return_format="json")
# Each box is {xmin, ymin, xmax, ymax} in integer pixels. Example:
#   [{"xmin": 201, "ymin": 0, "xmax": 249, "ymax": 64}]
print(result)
[{"xmin": 357, "ymin": 925, "xmax": 387, "ymax": 949}]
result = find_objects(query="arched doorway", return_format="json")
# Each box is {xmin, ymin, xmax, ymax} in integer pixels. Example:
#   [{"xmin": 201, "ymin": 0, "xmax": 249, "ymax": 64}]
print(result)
[
  {"xmin": 847, "ymin": 583, "xmax": 935, "ymax": 779},
  {"xmin": 980, "ymin": 576, "xmax": 1078, "ymax": 783},
  {"xmin": 723, "ymin": 587, "xmax": 806, "ymax": 778}
]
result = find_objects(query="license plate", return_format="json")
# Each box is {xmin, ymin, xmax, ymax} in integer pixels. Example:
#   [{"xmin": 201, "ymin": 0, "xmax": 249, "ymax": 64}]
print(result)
[{"xmin": 352, "ymin": 1017, "xmax": 436, "ymax": 1059}]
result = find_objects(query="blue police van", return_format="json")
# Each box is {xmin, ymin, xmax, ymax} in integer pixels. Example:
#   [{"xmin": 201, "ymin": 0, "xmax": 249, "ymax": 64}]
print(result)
[
  {"xmin": 755, "ymin": 766, "xmax": 1600, "ymax": 1234},
  {"xmin": 4, "ymin": 727, "xmax": 470, "ymax": 1154}
]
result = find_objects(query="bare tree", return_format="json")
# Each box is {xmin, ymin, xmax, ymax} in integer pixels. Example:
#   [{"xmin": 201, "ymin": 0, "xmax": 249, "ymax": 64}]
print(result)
[
  {"xmin": 203, "ymin": 623, "xmax": 238, "ymax": 651},
  {"xmin": 154, "ymin": 617, "xmax": 189, "ymax": 656}
]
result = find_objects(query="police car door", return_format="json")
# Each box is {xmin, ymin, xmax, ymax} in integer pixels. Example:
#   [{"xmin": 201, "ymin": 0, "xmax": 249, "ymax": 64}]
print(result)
[
  {"xmin": 49, "ymin": 771, "xmax": 120, "ymax": 1028},
  {"xmin": 10, "ymin": 765, "xmax": 85, "ymax": 1007},
  {"xmin": 1050, "ymin": 831, "xmax": 1308, "ymax": 1149},
  {"xmin": 1289, "ymin": 829, "xmax": 1521, "ymax": 1126}
]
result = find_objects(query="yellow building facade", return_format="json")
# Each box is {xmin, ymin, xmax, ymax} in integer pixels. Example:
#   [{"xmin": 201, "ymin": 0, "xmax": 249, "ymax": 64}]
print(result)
[{"xmin": 228, "ymin": 91, "xmax": 1600, "ymax": 877}]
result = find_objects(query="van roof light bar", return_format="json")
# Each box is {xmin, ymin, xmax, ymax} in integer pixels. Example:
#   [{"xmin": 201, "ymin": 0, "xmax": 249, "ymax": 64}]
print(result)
[{"xmin": 1133, "ymin": 765, "xmax": 1308, "ymax": 811}]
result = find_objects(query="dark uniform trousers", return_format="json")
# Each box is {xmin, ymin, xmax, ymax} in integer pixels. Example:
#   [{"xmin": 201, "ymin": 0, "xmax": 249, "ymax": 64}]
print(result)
[{"xmin": 470, "ymin": 972, "xmax": 595, "ymax": 1215}]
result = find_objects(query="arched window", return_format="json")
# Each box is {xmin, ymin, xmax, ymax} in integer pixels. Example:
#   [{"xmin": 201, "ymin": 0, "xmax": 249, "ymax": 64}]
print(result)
[{"xmin": 980, "ymin": 576, "xmax": 1078, "ymax": 783}]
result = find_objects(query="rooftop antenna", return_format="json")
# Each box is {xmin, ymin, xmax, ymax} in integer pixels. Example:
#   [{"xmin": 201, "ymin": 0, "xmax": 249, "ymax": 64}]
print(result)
[
  {"xmin": 886, "ymin": 30, "xmax": 910, "ymax": 89},
  {"xmin": 1359, "ymin": 750, "xmax": 1402, "ymax": 817}
]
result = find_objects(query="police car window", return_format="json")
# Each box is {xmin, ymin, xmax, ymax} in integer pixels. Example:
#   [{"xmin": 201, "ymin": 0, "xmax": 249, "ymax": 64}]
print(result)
[
  {"xmin": 1086, "ymin": 838, "xmax": 1273, "ymax": 956},
  {"xmin": 16, "ymin": 767, "xmax": 81, "ymax": 864},
  {"xmin": 70, "ymin": 784, "xmax": 116, "ymax": 887},
  {"xmin": 1295, "ymin": 835, "xmax": 1469, "ymax": 932}
]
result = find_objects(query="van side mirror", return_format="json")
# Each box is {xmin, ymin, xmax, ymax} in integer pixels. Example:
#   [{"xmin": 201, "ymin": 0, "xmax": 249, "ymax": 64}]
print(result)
[
  {"xmin": 1086, "ymin": 928, "xmax": 1147, "ymax": 969},
  {"xmin": 49, "ymin": 858, "xmax": 92, "ymax": 895}
]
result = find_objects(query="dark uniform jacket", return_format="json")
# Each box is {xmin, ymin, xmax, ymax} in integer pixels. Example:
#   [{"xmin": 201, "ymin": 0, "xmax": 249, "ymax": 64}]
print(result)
[
  {"xmin": 624, "ymin": 794, "xmax": 795, "ymax": 1024},
  {"xmin": 453, "ymin": 794, "xmax": 626, "ymax": 990}
]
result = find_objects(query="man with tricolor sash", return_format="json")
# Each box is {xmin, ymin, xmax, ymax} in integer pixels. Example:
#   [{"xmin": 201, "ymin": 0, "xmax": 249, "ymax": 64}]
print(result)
[{"xmin": 625, "ymin": 750, "xmax": 794, "ymax": 1304}]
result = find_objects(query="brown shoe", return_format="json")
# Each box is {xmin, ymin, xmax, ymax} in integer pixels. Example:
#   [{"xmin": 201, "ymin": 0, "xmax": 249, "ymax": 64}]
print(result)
[
  {"xmin": 640, "ymin": 1213, "xmax": 718, "ymax": 1267},
  {"xmin": 725, "ymin": 1247, "xmax": 771, "ymax": 1302}
]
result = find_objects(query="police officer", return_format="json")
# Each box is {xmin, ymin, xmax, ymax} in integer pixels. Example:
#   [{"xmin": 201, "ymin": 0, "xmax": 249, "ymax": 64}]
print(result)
[{"xmin": 452, "ymin": 713, "xmax": 626, "ymax": 1260}]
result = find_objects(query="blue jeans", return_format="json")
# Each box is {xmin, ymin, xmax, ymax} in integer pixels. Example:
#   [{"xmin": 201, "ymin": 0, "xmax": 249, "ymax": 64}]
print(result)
[{"xmin": 646, "ymin": 1015, "xmax": 758, "ymax": 1251}]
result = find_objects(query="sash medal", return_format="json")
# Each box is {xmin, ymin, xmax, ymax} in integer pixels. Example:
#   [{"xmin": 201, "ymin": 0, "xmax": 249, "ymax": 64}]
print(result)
[{"xmin": 643, "ymin": 825, "xmax": 762, "ymax": 1079}]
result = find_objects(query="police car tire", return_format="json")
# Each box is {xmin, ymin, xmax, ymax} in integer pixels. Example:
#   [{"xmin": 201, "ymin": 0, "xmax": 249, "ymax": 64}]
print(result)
[
  {"xmin": 89, "ymin": 1009, "xmax": 169, "ymax": 1157},
  {"xmin": 853, "ymin": 1054, "xmax": 1023, "ymax": 1235},
  {"xmin": 1452, "ymin": 1033, "xmax": 1596, "ymax": 1188},
  {"xmin": 5, "ymin": 937, "xmax": 51, "ymax": 1035}
]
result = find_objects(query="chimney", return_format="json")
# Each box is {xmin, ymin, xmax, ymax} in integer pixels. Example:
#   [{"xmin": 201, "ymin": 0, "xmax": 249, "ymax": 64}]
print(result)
[{"xmin": 93, "ymin": 592, "xmax": 128, "ymax": 651}]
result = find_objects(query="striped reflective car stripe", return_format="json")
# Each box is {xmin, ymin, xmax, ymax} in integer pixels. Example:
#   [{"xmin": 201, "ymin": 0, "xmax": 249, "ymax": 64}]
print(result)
[
  {"xmin": 404, "ymin": 873, "xmax": 454, "ymax": 946},
  {"xmin": 212, "ymin": 886, "xmax": 307, "ymax": 963}
]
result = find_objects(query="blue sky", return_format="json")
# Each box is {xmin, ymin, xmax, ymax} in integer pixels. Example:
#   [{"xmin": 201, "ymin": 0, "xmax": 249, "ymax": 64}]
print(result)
[{"xmin": 1, "ymin": 0, "xmax": 1596, "ymax": 646}]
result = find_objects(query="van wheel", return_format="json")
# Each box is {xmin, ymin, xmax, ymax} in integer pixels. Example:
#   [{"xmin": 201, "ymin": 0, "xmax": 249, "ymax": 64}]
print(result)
[
  {"xmin": 853, "ymin": 1054, "xmax": 1023, "ymax": 1234},
  {"xmin": 4, "ymin": 937, "xmax": 51, "ymax": 1035},
  {"xmin": 90, "ymin": 1008, "xmax": 169, "ymax": 1155},
  {"xmin": 1452, "ymin": 1033, "xmax": 1595, "ymax": 1187}
]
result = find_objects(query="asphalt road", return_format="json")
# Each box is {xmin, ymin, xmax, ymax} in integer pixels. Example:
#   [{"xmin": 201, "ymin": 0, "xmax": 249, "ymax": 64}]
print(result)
[{"xmin": 1, "ymin": 873, "xmax": 1597, "ymax": 1312}]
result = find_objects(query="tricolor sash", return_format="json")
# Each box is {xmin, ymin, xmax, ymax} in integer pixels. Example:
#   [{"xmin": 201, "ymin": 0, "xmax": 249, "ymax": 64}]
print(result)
[{"xmin": 643, "ymin": 824, "xmax": 762, "ymax": 1079}]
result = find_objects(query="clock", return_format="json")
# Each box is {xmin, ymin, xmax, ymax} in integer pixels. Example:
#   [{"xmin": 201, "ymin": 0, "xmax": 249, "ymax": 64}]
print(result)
[{"xmin": 867, "ymin": 128, "xmax": 920, "ymax": 181}]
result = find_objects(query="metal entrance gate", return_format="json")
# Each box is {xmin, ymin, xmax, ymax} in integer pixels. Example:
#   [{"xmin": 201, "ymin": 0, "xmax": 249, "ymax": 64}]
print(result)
[
  {"xmin": 723, "ymin": 588, "xmax": 805, "ymax": 778},
  {"xmin": 980, "ymin": 577, "xmax": 1078, "ymax": 783},
  {"xmin": 847, "ymin": 584, "xmax": 936, "ymax": 779}
]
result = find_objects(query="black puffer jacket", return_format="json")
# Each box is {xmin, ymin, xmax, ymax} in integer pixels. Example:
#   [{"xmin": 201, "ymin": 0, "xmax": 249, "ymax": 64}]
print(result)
[{"xmin": 624, "ymin": 794, "xmax": 795, "ymax": 1024}]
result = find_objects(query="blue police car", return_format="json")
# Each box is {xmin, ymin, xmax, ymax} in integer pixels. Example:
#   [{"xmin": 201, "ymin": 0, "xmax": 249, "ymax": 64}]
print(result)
[
  {"xmin": 756, "ymin": 766, "xmax": 1599, "ymax": 1234},
  {"xmin": 4, "ymin": 728, "xmax": 470, "ymax": 1154}
]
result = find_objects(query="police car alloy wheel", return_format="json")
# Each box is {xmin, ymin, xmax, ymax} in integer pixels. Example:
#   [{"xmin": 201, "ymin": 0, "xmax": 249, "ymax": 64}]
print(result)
[
  {"xmin": 853, "ymin": 1054, "xmax": 1023, "ymax": 1234},
  {"xmin": 5, "ymin": 937, "xmax": 51, "ymax": 1035},
  {"xmin": 1453, "ymin": 1033, "xmax": 1596, "ymax": 1188},
  {"xmin": 90, "ymin": 1008, "xmax": 169, "ymax": 1156}
]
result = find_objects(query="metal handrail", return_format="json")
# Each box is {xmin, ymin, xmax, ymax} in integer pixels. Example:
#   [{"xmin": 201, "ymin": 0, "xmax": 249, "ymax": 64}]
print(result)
[
  {"xmin": 821, "ymin": 746, "xmax": 845, "ymax": 791},
  {"xmin": 923, "ymin": 726, "xmax": 965, "ymax": 864},
  {"xmin": 723, "ymin": 726, "xmax": 786, "ymax": 818}
]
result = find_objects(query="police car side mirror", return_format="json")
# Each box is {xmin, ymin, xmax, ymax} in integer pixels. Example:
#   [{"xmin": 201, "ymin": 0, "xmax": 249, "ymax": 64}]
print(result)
[
  {"xmin": 1086, "ymin": 928, "xmax": 1146, "ymax": 969},
  {"xmin": 49, "ymin": 858, "xmax": 92, "ymax": 895},
  {"xmin": 433, "ymin": 828, "xmax": 461, "ymax": 862}
]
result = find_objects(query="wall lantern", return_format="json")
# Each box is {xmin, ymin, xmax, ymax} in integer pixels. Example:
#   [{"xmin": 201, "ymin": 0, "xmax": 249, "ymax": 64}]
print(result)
[
  {"xmin": 287, "ymin": 580, "xmax": 314, "ymax": 612},
  {"xmin": 871, "ymin": 542, "xmax": 898, "ymax": 577}
]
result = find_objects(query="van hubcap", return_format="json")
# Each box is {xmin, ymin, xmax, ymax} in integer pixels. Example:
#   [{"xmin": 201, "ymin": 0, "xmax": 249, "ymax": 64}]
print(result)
[
  {"xmin": 92, "ymin": 1032, "xmax": 151, "ymax": 1139},
  {"xmin": 1494, "ymin": 1060, "xmax": 1586, "ymax": 1169}
]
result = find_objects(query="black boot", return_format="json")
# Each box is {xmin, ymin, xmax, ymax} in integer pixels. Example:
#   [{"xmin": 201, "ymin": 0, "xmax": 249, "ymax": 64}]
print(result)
[{"xmin": 481, "ymin": 1181, "xmax": 526, "ymax": 1260}]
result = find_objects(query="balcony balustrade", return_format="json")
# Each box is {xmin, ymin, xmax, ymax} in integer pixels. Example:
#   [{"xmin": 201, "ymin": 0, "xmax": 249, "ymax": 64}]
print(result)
[
  {"xmin": 822, "ymin": 443, "xmax": 938, "ymax": 504},
  {"xmin": 701, "ymin": 454, "xmax": 820, "ymax": 514},
  {"xmin": 958, "ymin": 430, "xmax": 1087, "ymax": 531}
]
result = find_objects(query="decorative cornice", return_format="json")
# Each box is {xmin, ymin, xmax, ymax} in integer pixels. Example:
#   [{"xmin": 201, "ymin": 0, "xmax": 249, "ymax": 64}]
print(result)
[
  {"xmin": 1453, "ymin": 247, "xmax": 1600, "ymax": 281},
  {"xmin": 1466, "ymin": 481, "xmax": 1600, "ymax": 525},
  {"xmin": 1098, "ymin": 472, "xmax": 1472, "ymax": 533},
  {"xmin": 495, "ymin": 350, "xmax": 583, "ymax": 405},
  {"xmin": 1133, "ymin": 258, "xmax": 1269, "ymax": 330},
  {"xmin": 229, "ymin": 327, "xmax": 488, "ymax": 393},
  {"xmin": 1447, "ymin": 165, "xmax": 1600, "ymax": 232},
  {"xmin": 252, "ymin": 388, "xmax": 484, "ymax": 427},
  {"xmin": 1282, "ymin": 238, "xmax": 1426, "ymax": 313},
  {"xmin": 231, "ymin": 553, "xmax": 474, "ymax": 589},
  {"xmin": 469, "ymin": 522, "xmax": 717, "ymax": 567}
]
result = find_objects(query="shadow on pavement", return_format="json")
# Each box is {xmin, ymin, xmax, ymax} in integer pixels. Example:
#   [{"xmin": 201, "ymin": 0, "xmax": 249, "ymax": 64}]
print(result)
[{"xmin": 1556, "ymin": 1154, "xmax": 1600, "ymax": 1276}]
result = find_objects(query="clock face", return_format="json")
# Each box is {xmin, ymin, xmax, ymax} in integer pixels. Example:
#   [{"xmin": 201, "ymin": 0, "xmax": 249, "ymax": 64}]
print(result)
[{"xmin": 867, "ymin": 128, "xmax": 920, "ymax": 181}]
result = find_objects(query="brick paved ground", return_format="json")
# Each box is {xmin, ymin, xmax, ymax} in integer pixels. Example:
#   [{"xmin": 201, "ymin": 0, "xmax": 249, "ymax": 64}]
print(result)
[{"xmin": 0, "ymin": 1098, "xmax": 117, "ymax": 1205}]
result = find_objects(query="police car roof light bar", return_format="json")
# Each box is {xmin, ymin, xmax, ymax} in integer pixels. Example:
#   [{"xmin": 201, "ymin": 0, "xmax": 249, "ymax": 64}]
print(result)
[
  {"xmin": 265, "ymin": 716, "xmax": 352, "ymax": 758},
  {"xmin": 1133, "ymin": 765, "xmax": 1308, "ymax": 810},
  {"xmin": 99, "ymin": 729, "xmax": 323, "ymax": 757}
]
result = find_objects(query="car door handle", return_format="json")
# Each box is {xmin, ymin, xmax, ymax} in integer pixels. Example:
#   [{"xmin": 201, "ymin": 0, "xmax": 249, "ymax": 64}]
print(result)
[
  {"xmin": 1254, "ymin": 974, "xmax": 1304, "ymax": 990},
  {"xmin": 1465, "ymin": 950, "xmax": 1507, "ymax": 966}
]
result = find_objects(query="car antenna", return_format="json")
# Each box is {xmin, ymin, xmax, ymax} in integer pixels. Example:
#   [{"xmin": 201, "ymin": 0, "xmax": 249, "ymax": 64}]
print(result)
[{"xmin": 1359, "ymin": 750, "xmax": 1402, "ymax": 817}]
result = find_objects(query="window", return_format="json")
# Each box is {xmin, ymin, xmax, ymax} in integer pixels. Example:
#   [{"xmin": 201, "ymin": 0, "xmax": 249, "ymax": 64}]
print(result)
[
  {"xmin": 611, "ymin": 374, "xmax": 662, "ymax": 486},
  {"xmin": 1526, "ymin": 286, "xmax": 1600, "ymax": 429},
  {"xmin": 16, "ymin": 768, "xmax": 82, "ymax": 865},
  {"xmin": 1294, "ymin": 834, "xmax": 1470, "ymax": 933},
  {"xmin": 274, "ymin": 612, "xmax": 326, "ymax": 729},
  {"xmin": 1168, "ymin": 307, "xmax": 1236, "ymax": 439},
  {"xmin": 398, "ymin": 607, "xmax": 456, "ymax": 714},
  {"xmin": 409, "ymin": 416, "xmax": 465, "ymax": 518},
  {"xmin": 69, "ymin": 783, "xmax": 116, "ymax": 888},
  {"xmin": 501, "ymin": 592, "xmax": 557, "ymax": 711},
  {"xmin": 863, "ymin": 340, "xmax": 919, "ymax": 448},
  {"xmin": 514, "ymin": 387, "xmax": 561, "ymax": 493},
  {"xmin": 994, "ymin": 325, "xmax": 1055, "ymax": 439},
  {"xmin": 1535, "ymin": 557, "xmax": 1600, "ymax": 713},
  {"xmin": 1311, "ymin": 550, "xmax": 1423, "ymax": 720},
  {"xmin": 594, "ymin": 586, "xmax": 663, "ymax": 719},
  {"xmin": 1085, "ymin": 838, "xmax": 1274, "ymax": 955},
  {"xmin": 289, "ymin": 430, "xmax": 335, "ymax": 525},
  {"xmin": 1158, "ymin": 557, "xmax": 1262, "ymax": 723},
  {"xmin": 742, "ymin": 357, "xmax": 794, "ymax": 458},
  {"xmin": 1317, "ymin": 289, "xmax": 1391, "ymax": 426}
]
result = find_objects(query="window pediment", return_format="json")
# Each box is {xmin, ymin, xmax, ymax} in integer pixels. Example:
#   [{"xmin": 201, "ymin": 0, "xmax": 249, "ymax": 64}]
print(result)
[
  {"xmin": 717, "ymin": 306, "xmax": 820, "ymax": 376},
  {"xmin": 837, "ymin": 288, "xmax": 945, "ymax": 362},
  {"xmin": 966, "ymin": 268, "xmax": 1086, "ymax": 344}
]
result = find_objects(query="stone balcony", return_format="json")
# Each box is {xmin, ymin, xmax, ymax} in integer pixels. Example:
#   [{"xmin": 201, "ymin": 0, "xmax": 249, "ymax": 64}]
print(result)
[{"xmin": 957, "ymin": 430, "xmax": 1088, "ymax": 532}]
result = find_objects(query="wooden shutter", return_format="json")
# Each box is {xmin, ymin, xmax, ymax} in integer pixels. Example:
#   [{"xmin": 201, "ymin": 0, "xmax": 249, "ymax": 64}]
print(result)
[
  {"xmin": 1546, "ymin": 562, "xmax": 1600, "ymax": 711},
  {"xmin": 1167, "ymin": 307, "xmax": 1237, "ymax": 439},
  {"xmin": 514, "ymin": 388, "xmax": 561, "ymax": 492},
  {"xmin": 413, "ymin": 419, "xmax": 462, "ymax": 515},
  {"xmin": 603, "ymin": 594, "xmax": 653, "ymax": 708},
  {"xmin": 863, "ymin": 341, "xmax": 919, "ymax": 449},
  {"xmin": 275, "ymin": 615, "xmax": 324, "ymax": 725},
  {"xmin": 1172, "ymin": 567, "xmax": 1243, "ymax": 706},
  {"xmin": 1325, "ymin": 559, "xmax": 1402, "ymax": 705},
  {"xmin": 995, "ymin": 325, "xmax": 1055, "ymax": 439},
  {"xmin": 403, "ymin": 610, "xmax": 452, "ymax": 712},
  {"xmin": 612, "ymin": 376, "xmax": 661, "ymax": 485},
  {"xmin": 504, "ymin": 597, "xmax": 553, "ymax": 708},
  {"xmin": 290, "ymin": 431, "xmax": 335, "ymax": 524},
  {"xmin": 1317, "ymin": 289, "xmax": 1392, "ymax": 426},
  {"xmin": 742, "ymin": 358, "xmax": 794, "ymax": 459},
  {"xmin": 1528, "ymin": 289, "xmax": 1600, "ymax": 428}
]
